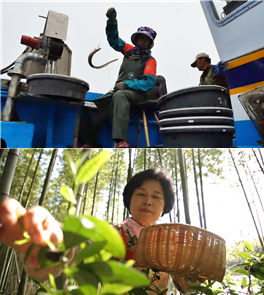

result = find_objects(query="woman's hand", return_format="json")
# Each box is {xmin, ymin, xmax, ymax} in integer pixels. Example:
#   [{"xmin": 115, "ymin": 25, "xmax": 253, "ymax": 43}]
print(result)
[
  {"xmin": 106, "ymin": 7, "xmax": 117, "ymax": 22},
  {"xmin": 0, "ymin": 198, "xmax": 63, "ymax": 267}
]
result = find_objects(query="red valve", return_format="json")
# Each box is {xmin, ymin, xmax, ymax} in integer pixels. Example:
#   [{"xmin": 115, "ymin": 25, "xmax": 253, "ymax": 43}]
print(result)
[{"xmin": 21, "ymin": 35, "xmax": 40, "ymax": 49}]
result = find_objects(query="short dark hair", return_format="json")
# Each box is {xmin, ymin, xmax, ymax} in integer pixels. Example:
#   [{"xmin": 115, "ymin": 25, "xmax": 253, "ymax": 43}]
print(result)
[{"xmin": 123, "ymin": 168, "xmax": 175, "ymax": 217}]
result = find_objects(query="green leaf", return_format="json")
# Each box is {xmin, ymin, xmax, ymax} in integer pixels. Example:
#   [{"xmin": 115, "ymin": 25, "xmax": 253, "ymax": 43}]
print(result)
[
  {"xmin": 75, "ymin": 150, "xmax": 92, "ymax": 170},
  {"xmin": 73, "ymin": 270, "xmax": 99, "ymax": 295},
  {"xmin": 24, "ymin": 243, "xmax": 36, "ymax": 264},
  {"xmin": 63, "ymin": 232, "xmax": 91, "ymax": 250},
  {"xmin": 129, "ymin": 287, "xmax": 149, "ymax": 295},
  {"xmin": 38, "ymin": 246, "xmax": 62, "ymax": 268},
  {"xmin": 23, "ymin": 231, "xmax": 31, "ymax": 240},
  {"xmin": 60, "ymin": 185, "xmax": 76, "ymax": 204},
  {"xmin": 99, "ymin": 249, "xmax": 113, "ymax": 262},
  {"xmin": 100, "ymin": 284, "xmax": 136, "ymax": 295},
  {"xmin": 241, "ymin": 277, "xmax": 247, "ymax": 288},
  {"xmin": 244, "ymin": 241, "xmax": 254, "ymax": 252},
  {"xmin": 39, "ymin": 282, "xmax": 52, "ymax": 293},
  {"xmin": 205, "ymin": 289, "xmax": 214, "ymax": 295},
  {"xmin": 80, "ymin": 261, "xmax": 150, "ymax": 288},
  {"xmin": 35, "ymin": 287, "xmax": 49, "ymax": 295},
  {"xmin": 45, "ymin": 239, "xmax": 56, "ymax": 251},
  {"xmin": 235, "ymin": 269, "xmax": 249, "ymax": 276},
  {"xmin": 160, "ymin": 288, "xmax": 168, "ymax": 294},
  {"xmin": 226, "ymin": 273, "xmax": 231, "ymax": 283},
  {"xmin": 250, "ymin": 264, "xmax": 264, "ymax": 280},
  {"xmin": 76, "ymin": 150, "xmax": 111, "ymax": 184},
  {"xmin": 237, "ymin": 252, "xmax": 252, "ymax": 259},
  {"xmin": 191, "ymin": 286, "xmax": 208, "ymax": 292},
  {"xmin": 12, "ymin": 238, "xmax": 30, "ymax": 246},
  {"xmin": 83, "ymin": 249, "xmax": 112, "ymax": 264},
  {"xmin": 63, "ymin": 215, "xmax": 97, "ymax": 249},
  {"xmin": 76, "ymin": 241, "xmax": 107, "ymax": 261},
  {"xmin": 68, "ymin": 206, "xmax": 76, "ymax": 216},
  {"xmin": 49, "ymin": 273, "xmax": 57, "ymax": 291},
  {"xmin": 124, "ymin": 260, "xmax": 135, "ymax": 268},
  {"xmin": 84, "ymin": 216, "xmax": 125, "ymax": 259},
  {"xmin": 64, "ymin": 150, "xmax": 77, "ymax": 175}
]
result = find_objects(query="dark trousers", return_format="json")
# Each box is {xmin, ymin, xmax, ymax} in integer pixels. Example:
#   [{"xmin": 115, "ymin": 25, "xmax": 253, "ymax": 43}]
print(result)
[{"xmin": 94, "ymin": 89, "xmax": 145, "ymax": 143}]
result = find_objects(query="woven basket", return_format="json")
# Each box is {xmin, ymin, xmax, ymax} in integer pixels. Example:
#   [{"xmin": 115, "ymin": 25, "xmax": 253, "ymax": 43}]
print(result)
[{"xmin": 134, "ymin": 223, "xmax": 226, "ymax": 281}]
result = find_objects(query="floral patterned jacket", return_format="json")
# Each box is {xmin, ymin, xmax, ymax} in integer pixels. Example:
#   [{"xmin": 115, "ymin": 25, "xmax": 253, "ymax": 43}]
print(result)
[{"xmin": 113, "ymin": 222, "xmax": 171, "ymax": 295}]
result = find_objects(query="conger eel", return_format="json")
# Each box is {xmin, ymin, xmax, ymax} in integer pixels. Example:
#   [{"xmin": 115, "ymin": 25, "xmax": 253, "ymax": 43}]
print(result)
[{"xmin": 88, "ymin": 47, "xmax": 118, "ymax": 69}]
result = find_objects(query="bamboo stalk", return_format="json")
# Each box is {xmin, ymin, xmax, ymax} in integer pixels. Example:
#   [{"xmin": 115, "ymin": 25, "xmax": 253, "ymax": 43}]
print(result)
[
  {"xmin": 174, "ymin": 149, "xmax": 180, "ymax": 223},
  {"xmin": 0, "ymin": 246, "xmax": 11, "ymax": 289},
  {"xmin": 82, "ymin": 182, "xmax": 89, "ymax": 215},
  {"xmin": 18, "ymin": 149, "xmax": 36, "ymax": 203},
  {"xmin": 158, "ymin": 149, "xmax": 162, "ymax": 167},
  {"xmin": 198, "ymin": 149, "xmax": 207, "ymax": 229},
  {"xmin": 144, "ymin": 149, "xmax": 146, "ymax": 170},
  {"xmin": 90, "ymin": 171, "xmax": 99, "ymax": 217},
  {"xmin": 0, "ymin": 148, "xmax": 20, "ymax": 202},
  {"xmin": 17, "ymin": 269, "xmax": 28, "ymax": 295},
  {"xmin": 241, "ymin": 151, "xmax": 264, "ymax": 242},
  {"xmin": 14, "ymin": 251, "xmax": 21, "ymax": 284},
  {"xmin": 178, "ymin": 149, "xmax": 191, "ymax": 225},
  {"xmin": 39, "ymin": 149, "xmax": 58, "ymax": 206},
  {"xmin": 107, "ymin": 153, "xmax": 117, "ymax": 221},
  {"xmin": 242, "ymin": 151, "xmax": 264, "ymax": 213},
  {"xmin": 75, "ymin": 149, "xmax": 92, "ymax": 217},
  {"xmin": 123, "ymin": 150, "xmax": 132, "ymax": 220},
  {"xmin": 192, "ymin": 149, "xmax": 203, "ymax": 228},
  {"xmin": 229, "ymin": 149, "xmax": 264, "ymax": 251},
  {"xmin": 23, "ymin": 149, "xmax": 43, "ymax": 208},
  {"xmin": 111, "ymin": 153, "xmax": 120, "ymax": 223},
  {"xmin": 0, "ymin": 248, "xmax": 14, "ymax": 291},
  {"xmin": 0, "ymin": 149, "xmax": 6, "ymax": 163},
  {"xmin": 258, "ymin": 149, "xmax": 264, "ymax": 166},
  {"xmin": 252, "ymin": 148, "xmax": 264, "ymax": 174}
]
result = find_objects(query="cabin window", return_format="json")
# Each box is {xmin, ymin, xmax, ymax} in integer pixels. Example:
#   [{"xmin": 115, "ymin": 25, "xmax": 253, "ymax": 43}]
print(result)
[{"xmin": 205, "ymin": 0, "xmax": 262, "ymax": 26}]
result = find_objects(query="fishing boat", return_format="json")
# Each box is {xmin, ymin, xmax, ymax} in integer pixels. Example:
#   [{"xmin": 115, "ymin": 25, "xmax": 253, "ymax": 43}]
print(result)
[{"xmin": 1, "ymin": 1, "xmax": 264, "ymax": 148}]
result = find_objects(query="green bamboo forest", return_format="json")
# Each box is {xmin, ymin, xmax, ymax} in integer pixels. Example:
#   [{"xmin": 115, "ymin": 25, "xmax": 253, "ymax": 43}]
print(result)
[{"xmin": 0, "ymin": 148, "xmax": 263, "ymax": 295}]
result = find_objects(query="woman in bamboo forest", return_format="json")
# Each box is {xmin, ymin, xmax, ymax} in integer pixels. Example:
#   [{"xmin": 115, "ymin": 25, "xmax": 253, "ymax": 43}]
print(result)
[{"xmin": 0, "ymin": 168, "xmax": 198, "ymax": 294}]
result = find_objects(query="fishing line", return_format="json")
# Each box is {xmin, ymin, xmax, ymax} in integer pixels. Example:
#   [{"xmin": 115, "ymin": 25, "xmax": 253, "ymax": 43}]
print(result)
[{"xmin": 106, "ymin": 46, "xmax": 114, "ymax": 87}]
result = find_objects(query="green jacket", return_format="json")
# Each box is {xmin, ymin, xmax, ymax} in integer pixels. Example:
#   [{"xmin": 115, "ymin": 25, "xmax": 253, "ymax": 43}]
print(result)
[{"xmin": 199, "ymin": 65, "xmax": 229, "ymax": 90}]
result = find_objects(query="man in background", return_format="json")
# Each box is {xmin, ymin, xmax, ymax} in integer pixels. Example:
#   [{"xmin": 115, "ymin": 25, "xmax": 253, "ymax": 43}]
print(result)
[{"xmin": 191, "ymin": 52, "xmax": 229, "ymax": 91}]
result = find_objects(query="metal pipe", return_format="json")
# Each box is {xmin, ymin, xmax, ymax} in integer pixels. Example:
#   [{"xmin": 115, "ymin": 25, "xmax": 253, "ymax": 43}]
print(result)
[
  {"xmin": 1, "ymin": 75, "xmax": 22, "ymax": 121},
  {"xmin": 2, "ymin": 52, "xmax": 44, "ymax": 121},
  {"xmin": 9, "ymin": 52, "xmax": 44, "ymax": 76}
]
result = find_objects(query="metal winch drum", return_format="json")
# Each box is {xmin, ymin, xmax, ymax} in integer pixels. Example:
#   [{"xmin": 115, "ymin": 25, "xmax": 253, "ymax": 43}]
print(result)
[
  {"xmin": 27, "ymin": 73, "xmax": 89, "ymax": 101},
  {"xmin": 157, "ymin": 86, "xmax": 235, "ymax": 148}
]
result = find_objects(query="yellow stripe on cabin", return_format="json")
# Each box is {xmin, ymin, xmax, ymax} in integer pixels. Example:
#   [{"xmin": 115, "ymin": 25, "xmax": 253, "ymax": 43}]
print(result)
[
  {"xmin": 229, "ymin": 80, "xmax": 264, "ymax": 95},
  {"xmin": 227, "ymin": 49, "xmax": 264, "ymax": 70}
]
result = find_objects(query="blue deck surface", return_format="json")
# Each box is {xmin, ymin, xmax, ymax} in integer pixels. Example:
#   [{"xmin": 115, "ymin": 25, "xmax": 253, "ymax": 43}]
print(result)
[
  {"xmin": 1, "ymin": 81, "xmax": 262, "ymax": 148},
  {"xmin": 1, "ymin": 86, "xmax": 161, "ymax": 148}
]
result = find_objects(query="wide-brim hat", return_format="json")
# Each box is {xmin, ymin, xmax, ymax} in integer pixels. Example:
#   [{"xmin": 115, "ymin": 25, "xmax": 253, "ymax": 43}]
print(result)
[
  {"xmin": 131, "ymin": 26, "xmax": 157, "ymax": 48},
  {"xmin": 191, "ymin": 52, "xmax": 210, "ymax": 67}
]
